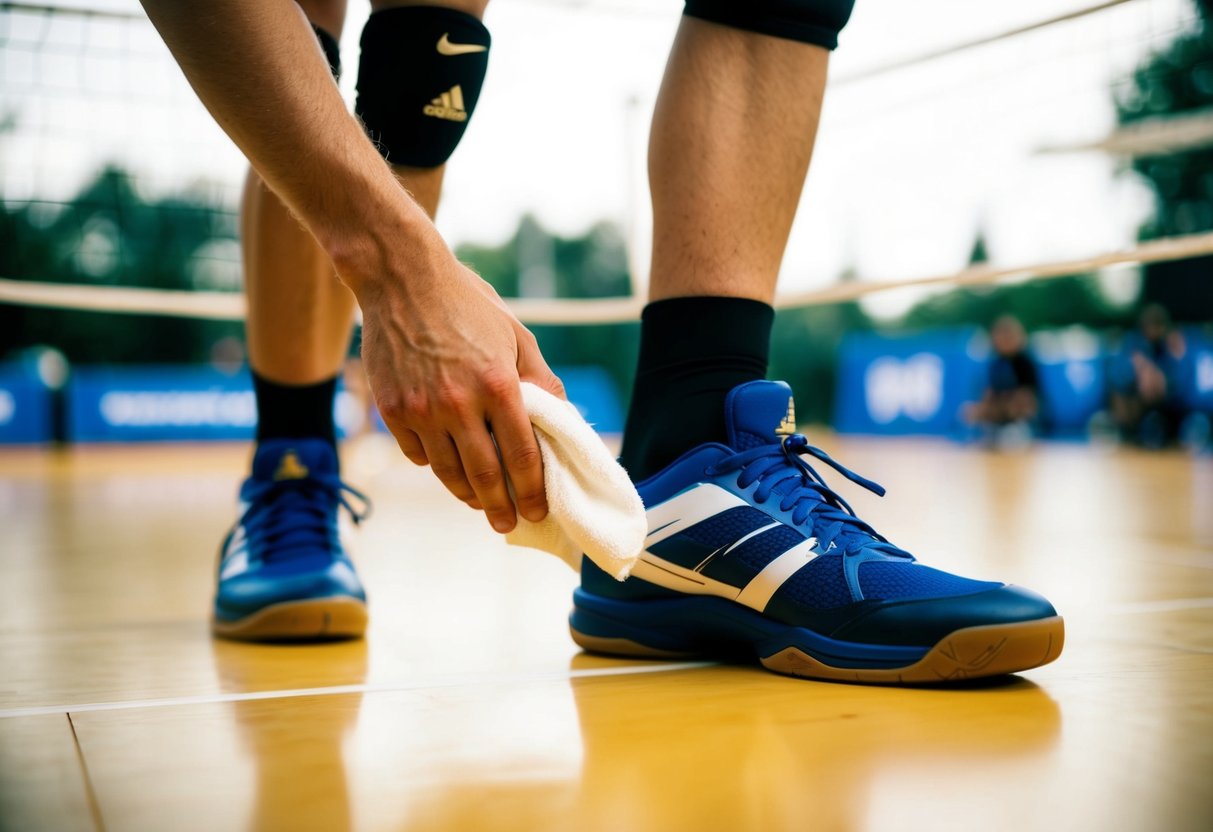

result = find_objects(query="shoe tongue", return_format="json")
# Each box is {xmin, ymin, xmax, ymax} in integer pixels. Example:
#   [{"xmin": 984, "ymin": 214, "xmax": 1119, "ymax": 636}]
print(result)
[
  {"xmin": 252, "ymin": 438, "xmax": 338, "ymax": 481},
  {"xmin": 725, "ymin": 380, "xmax": 797, "ymax": 451}
]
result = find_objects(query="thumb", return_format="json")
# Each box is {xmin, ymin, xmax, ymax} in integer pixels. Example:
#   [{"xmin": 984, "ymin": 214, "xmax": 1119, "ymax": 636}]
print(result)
[{"xmin": 516, "ymin": 336, "xmax": 567, "ymax": 402}]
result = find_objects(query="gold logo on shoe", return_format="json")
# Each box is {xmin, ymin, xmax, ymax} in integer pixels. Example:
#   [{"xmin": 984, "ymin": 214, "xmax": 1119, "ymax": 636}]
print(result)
[
  {"xmin": 775, "ymin": 398, "xmax": 796, "ymax": 436},
  {"xmin": 423, "ymin": 85, "xmax": 469, "ymax": 122},
  {"xmin": 274, "ymin": 451, "xmax": 309, "ymax": 481}
]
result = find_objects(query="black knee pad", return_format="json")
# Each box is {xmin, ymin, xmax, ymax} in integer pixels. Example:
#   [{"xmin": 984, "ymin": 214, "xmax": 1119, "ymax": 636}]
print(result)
[
  {"xmin": 356, "ymin": 6, "xmax": 490, "ymax": 168},
  {"xmin": 311, "ymin": 24, "xmax": 341, "ymax": 80},
  {"xmin": 684, "ymin": 0, "xmax": 855, "ymax": 50}
]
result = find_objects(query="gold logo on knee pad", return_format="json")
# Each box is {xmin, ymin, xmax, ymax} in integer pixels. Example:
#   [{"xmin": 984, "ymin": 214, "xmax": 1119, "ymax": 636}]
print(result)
[{"xmin": 423, "ymin": 85, "xmax": 469, "ymax": 122}]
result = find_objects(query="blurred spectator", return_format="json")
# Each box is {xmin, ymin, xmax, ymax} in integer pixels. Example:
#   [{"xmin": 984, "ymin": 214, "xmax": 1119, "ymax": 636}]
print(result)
[
  {"xmin": 1109, "ymin": 304, "xmax": 1188, "ymax": 448},
  {"xmin": 966, "ymin": 316, "xmax": 1040, "ymax": 446}
]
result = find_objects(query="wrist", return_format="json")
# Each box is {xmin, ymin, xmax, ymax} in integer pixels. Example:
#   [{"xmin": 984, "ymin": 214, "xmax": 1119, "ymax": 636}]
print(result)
[{"xmin": 318, "ymin": 179, "xmax": 447, "ymax": 299}]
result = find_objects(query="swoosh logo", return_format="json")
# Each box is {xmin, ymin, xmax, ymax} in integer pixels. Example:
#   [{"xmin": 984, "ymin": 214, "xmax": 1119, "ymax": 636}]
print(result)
[{"xmin": 437, "ymin": 33, "xmax": 487, "ymax": 56}]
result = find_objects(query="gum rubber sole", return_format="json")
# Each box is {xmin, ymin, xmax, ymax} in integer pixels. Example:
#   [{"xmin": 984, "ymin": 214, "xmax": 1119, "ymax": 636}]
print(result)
[
  {"xmin": 569, "ymin": 632, "xmax": 700, "ymax": 660},
  {"xmin": 571, "ymin": 616, "xmax": 1065, "ymax": 685},
  {"xmin": 762, "ymin": 617, "xmax": 1064, "ymax": 684},
  {"xmin": 212, "ymin": 597, "xmax": 367, "ymax": 642}
]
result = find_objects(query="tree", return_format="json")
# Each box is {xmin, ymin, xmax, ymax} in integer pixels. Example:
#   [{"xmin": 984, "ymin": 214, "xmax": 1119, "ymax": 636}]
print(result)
[
  {"xmin": 1114, "ymin": 0, "xmax": 1213, "ymax": 319},
  {"xmin": 0, "ymin": 166, "xmax": 243, "ymax": 364},
  {"xmin": 456, "ymin": 215, "xmax": 639, "ymax": 400},
  {"xmin": 1115, "ymin": 0, "xmax": 1213, "ymax": 239}
]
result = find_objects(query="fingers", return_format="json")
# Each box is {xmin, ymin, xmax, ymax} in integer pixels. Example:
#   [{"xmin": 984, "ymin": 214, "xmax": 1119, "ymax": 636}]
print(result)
[
  {"xmin": 449, "ymin": 422, "xmax": 519, "ymax": 533},
  {"xmin": 487, "ymin": 397, "xmax": 548, "ymax": 524},
  {"xmin": 515, "ymin": 327, "xmax": 567, "ymax": 401},
  {"xmin": 394, "ymin": 427, "xmax": 428, "ymax": 466},
  {"xmin": 415, "ymin": 431, "xmax": 478, "ymax": 508},
  {"xmin": 379, "ymin": 379, "xmax": 530, "ymax": 529}
]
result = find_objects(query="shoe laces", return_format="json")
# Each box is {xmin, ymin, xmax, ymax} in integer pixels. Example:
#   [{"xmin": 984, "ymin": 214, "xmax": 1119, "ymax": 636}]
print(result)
[
  {"xmin": 240, "ymin": 473, "xmax": 371, "ymax": 563},
  {"xmin": 705, "ymin": 434, "xmax": 912, "ymax": 559}
]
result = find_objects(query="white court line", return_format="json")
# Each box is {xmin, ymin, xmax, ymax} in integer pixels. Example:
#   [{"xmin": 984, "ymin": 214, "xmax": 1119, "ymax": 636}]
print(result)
[
  {"xmin": 1104, "ymin": 597, "xmax": 1213, "ymax": 615},
  {"xmin": 0, "ymin": 661, "xmax": 716, "ymax": 720}
]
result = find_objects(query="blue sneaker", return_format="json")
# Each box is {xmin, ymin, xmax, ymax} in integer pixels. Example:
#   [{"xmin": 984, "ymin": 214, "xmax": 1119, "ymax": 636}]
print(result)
[
  {"xmin": 573, "ymin": 381, "xmax": 1064, "ymax": 684},
  {"xmin": 213, "ymin": 439, "xmax": 370, "ymax": 641}
]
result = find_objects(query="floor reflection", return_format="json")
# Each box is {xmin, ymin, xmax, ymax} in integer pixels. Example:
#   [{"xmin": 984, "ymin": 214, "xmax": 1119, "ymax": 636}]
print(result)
[
  {"xmin": 565, "ymin": 657, "xmax": 1061, "ymax": 831},
  {"xmin": 211, "ymin": 639, "xmax": 367, "ymax": 832},
  {"xmin": 356, "ymin": 657, "xmax": 1062, "ymax": 831}
]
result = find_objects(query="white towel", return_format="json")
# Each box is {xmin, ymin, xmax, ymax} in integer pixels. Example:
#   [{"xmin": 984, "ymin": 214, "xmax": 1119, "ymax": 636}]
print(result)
[{"xmin": 505, "ymin": 382, "xmax": 645, "ymax": 580}]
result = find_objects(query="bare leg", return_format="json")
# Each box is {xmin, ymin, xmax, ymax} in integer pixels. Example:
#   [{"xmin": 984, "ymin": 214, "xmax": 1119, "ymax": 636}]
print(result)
[
  {"xmin": 648, "ymin": 17, "xmax": 829, "ymax": 303},
  {"xmin": 242, "ymin": 0, "xmax": 353, "ymax": 386},
  {"xmin": 616, "ymin": 18, "xmax": 832, "ymax": 480},
  {"xmin": 242, "ymin": 0, "xmax": 477, "ymax": 386}
]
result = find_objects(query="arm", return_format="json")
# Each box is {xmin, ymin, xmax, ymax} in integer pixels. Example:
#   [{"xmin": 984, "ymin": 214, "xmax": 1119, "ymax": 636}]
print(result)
[
  {"xmin": 142, "ymin": 0, "xmax": 419, "ymax": 272},
  {"xmin": 140, "ymin": 0, "xmax": 564, "ymax": 532}
]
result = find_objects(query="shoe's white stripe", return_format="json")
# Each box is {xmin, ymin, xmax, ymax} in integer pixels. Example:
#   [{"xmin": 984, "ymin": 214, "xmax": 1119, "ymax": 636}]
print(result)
[
  {"xmin": 692, "ymin": 522, "xmax": 780, "ymax": 572},
  {"xmin": 632, "ymin": 557, "xmax": 742, "ymax": 598},
  {"xmin": 218, "ymin": 549, "xmax": 248, "ymax": 580},
  {"xmin": 0, "ymin": 662, "xmax": 717, "ymax": 720},
  {"xmin": 641, "ymin": 484, "xmax": 823, "ymax": 605},
  {"xmin": 219, "ymin": 500, "xmax": 359, "ymax": 582},
  {"xmin": 644, "ymin": 484, "xmax": 748, "ymax": 547},
  {"xmin": 723, "ymin": 522, "xmax": 782, "ymax": 557},
  {"xmin": 734, "ymin": 537, "xmax": 819, "ymax": 612}
]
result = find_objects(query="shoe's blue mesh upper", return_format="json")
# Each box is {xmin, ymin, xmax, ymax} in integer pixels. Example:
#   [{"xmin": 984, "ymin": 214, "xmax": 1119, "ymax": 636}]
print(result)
[
  {"xmin": 733, "ymin": 431, "xmax": 772, "ymax": 452},
  {"xmin": 652, "ymin": 500, "xmax": 997, "ymax": 607},
  {"xmin": 234, "ymin": 439, "xmax": 368, "ymax": 565},
  {"xmin": 766, "ymin": 558, "xmax": 1001, "ymax": 611},
  {"xmin": 730, "ymin": 526, "xmax": 805, "ymax": 571},
  {"xmin": 776, "ymin": 556, "xmax": 854, "ymax": 609},
  {"xmin": 679, "ymin": 506, "xmax": 771, "ymax": 547},
  {"xmin": 858, "ymin": 561, "xmax": 998, "ymax": 601}
]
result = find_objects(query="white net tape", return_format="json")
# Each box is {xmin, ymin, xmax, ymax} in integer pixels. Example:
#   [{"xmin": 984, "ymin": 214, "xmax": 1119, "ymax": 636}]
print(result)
[
  {"xmin": 3, "ymin": 230, "xmax": 1211, "ymax": 324},
  {"xmin": 2, "ymin": 0, "xmax": 1209, "ymax": 326}
]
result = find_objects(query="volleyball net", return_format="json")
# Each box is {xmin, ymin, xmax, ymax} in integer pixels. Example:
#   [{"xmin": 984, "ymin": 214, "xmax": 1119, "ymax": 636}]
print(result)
[{"xmin": 2, "ymin": 0, "xmax": 1211, "ymax": 442}]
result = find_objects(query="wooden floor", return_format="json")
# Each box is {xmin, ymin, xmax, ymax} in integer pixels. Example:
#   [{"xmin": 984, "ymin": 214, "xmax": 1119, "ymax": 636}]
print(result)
[{"xmin": 1, "ymin": 435, "xmax": 1211, "ymax": 832}]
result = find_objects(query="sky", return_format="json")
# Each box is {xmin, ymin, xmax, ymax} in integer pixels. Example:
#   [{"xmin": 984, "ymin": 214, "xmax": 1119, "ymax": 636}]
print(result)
[{"xmin": 0, "ymin": 0, "xmax": 1196, "ymax": 315}]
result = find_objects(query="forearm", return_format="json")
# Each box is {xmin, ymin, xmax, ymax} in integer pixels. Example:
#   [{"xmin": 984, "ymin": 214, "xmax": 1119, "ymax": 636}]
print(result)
[{"xmin": 139, "ymin": 0, "xmax": 441, "ymax": 294}]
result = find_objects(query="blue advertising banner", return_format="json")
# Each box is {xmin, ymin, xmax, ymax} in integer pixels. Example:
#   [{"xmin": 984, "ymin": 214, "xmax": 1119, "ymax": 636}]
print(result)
[
  {"xmin": 67, "ymin": 367, "xmax": 258, "ymax": 442},
  {"xmin": 1029, "ymin": 329, "xmax": 1106, "ymax": 435},
  {"xmin": 834, "ymin": 329, "xmax": 987, "ymax": 436},
  {"xmin": 553, "ymin": 365, "xmax": 625, "ymax": 434},
  {"xmin": 835, "ymin": 327, "xmax": 1126, "ymax": 438},
  {"xmin": 0, "ymin": 363, "xmax": 53, "ymax": 444},
  {"xmin": 65, "ymin": 364, "xmax": 625, "ymax": 443},
  {"xmin": 1178, "ymin": 329, "xmax": 1213, "ymax": 412}
]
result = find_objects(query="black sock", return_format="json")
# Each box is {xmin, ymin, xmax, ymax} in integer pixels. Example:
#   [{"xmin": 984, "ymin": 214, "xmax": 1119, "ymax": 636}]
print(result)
[
  {"xmin": 618, "ymin": 297, "xmax": 774, "ymax": 481},
  {"xmin": 252, "ymin": 371, "xmax": 338, "ymax": 448}
]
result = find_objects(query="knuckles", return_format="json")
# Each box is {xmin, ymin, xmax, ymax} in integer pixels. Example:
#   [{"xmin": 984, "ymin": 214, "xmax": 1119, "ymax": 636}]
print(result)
[
  {"xmin": 377, "ymin": 392, "xmax": 431, "ymax": 425},
  {"xmin": 469, "ymin": 466, "xmax": 503, "ymax": 488},
  {"xmin": 434, "ymin": 383, "xmax": 469, "ymax": 414},
  {"xmin": 506, "ymin": 444, "xmax": 541, "ymax": 470},
  {"xmin": 381, "ymin": 390, "xmax": 451, "ymax": 427},
  {"xmin": 430, "ymin": 462, "xmax": 464, "ymax": 483},
  {"xmin": 381, "ymin": 371, "xmax": 519, "ymax": 426},
  {"xmin": 515, "ymin": 490, "xmax": 547, "ymax": 511},
  {"xmin": 478, "ymin": 368, "xmax": 515, "ymax": 401}
]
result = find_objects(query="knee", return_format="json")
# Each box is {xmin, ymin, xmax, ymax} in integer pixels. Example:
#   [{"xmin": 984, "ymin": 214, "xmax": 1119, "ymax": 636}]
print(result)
[
  {"xmin": 683, "ymin": 0, "xmax": 856, "ymax": 50},
  {"xmin": 369, "ymin": 0, "xmax": 490, "ymax": 21},
  {"xmin": 294, "ymin": 0, "xmax": 348, "ymax": 37},
  {"xmin": 355, "ymin": 2, "xmax": 492, "ymax": 167}
]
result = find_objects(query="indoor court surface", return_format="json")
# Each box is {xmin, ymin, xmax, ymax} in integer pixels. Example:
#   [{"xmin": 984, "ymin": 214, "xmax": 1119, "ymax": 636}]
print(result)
[{"xmin": 1, "ymin": 435, "xmax": 1211, "ymax": 832}]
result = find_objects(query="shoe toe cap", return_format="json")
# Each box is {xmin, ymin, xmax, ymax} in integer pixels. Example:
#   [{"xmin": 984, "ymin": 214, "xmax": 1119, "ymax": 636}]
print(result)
[
  {"xmin": 216, "ymin": 557, "xmax": 365, "ymax": 620},
  {"xmin": 831, "ymin": 585, "xmax": 1059, "ymax": 648}
]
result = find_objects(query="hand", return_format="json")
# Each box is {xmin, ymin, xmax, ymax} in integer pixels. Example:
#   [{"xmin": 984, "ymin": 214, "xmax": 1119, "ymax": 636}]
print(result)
[{"xmin": 354, "ymin": 248, "xmax": 565, "ymax": 533}]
